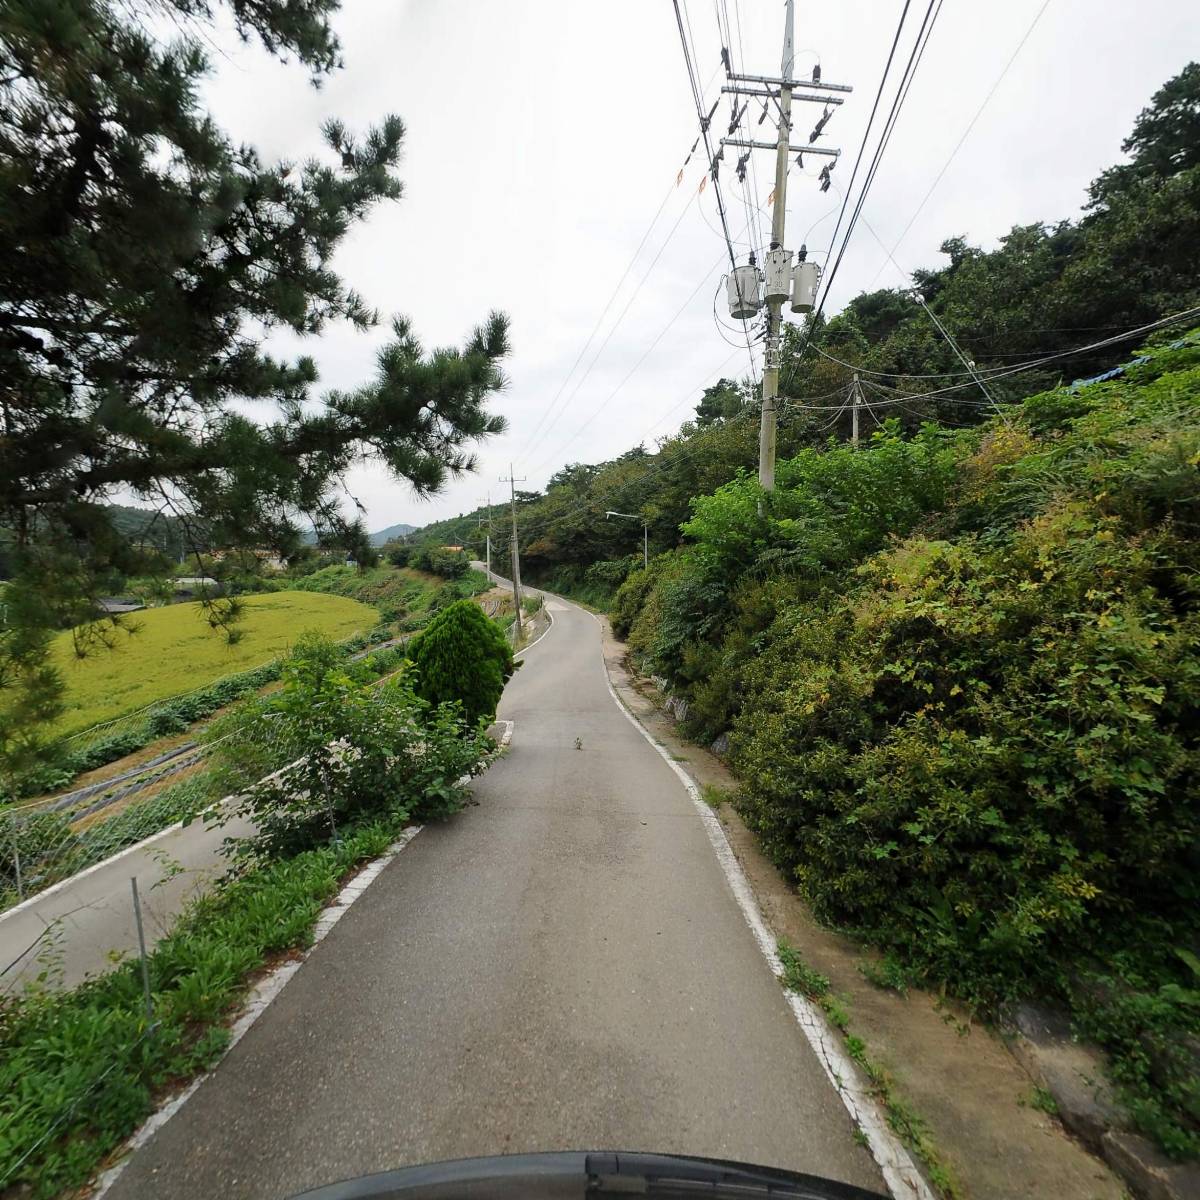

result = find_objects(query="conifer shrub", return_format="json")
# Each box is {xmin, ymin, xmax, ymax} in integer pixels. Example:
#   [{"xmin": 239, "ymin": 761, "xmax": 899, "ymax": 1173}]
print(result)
[{"xmin": 405, "ymin": 600, "xmax": 515, "ymax": 725}]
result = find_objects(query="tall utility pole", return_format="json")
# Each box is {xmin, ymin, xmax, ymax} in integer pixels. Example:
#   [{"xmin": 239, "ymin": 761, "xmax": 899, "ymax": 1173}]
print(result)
[
  {"xmin": 759, "ymin": 0, "xmax": 795, "ymax": 492},
  {"xmin": 499, "ymin": 466, "xmax": 525, "ymax": 640},
  {"xmin": 477, "ymin": 492, "xmax": 492, "ymax": 576},
  {"xmin": 719, "ymin": 2, "xmax": 851, "ymax": 490}
]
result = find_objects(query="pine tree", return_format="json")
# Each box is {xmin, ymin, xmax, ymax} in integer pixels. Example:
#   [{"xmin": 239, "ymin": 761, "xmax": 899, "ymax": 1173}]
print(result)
[{"xmin": 0, "ymin": 0, "xmax": 510, "ymax": 785}]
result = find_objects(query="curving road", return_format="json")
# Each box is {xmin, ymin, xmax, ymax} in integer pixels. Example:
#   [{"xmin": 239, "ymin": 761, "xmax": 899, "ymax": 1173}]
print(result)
[{"xmin": 105, "ymin": 590, "xmax": 885, "ymax": 1198}]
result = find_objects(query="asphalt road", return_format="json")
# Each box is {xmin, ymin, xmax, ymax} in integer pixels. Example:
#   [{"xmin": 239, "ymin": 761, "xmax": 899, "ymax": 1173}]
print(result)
[{"xmin": 106, "ymin": 595, "xmax": 885, "ymax": 1199}]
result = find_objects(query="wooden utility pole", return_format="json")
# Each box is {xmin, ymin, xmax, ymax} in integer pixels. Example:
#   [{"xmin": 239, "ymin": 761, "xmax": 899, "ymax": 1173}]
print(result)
[{"xmin": 499, "ymin": 466, "xmax": 525, "ymax": 640}]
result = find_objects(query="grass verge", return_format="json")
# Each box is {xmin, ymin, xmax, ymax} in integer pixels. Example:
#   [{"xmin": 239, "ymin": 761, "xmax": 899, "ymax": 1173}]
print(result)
[{"xmin": 0, "ymin": 817, "xmax": 404, "ymax": 1197}]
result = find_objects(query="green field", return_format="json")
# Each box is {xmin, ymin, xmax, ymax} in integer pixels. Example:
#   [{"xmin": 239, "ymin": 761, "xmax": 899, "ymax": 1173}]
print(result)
[{"xmin": 51, "ymin": 592, "xmax": 376, "ymax": 735}]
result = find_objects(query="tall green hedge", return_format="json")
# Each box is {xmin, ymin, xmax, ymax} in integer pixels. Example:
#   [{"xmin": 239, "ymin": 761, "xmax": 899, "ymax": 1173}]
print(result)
[{"xmin": 406, "ymin": 600, "xmax": 515, "ymax": 725}]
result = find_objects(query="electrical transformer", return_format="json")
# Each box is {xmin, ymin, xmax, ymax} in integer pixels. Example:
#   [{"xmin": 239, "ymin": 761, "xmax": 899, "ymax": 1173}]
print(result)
[
  {"xmin": 791, "ymin": 260, "xmax": 820, "ymax": 313},
  {"xmin": 726, "ymin": 264, "xmax": 762, "ymax": 320},
  {"xmin": 764, "ymin": 247, "xmax": 793, "ymax": 304}
]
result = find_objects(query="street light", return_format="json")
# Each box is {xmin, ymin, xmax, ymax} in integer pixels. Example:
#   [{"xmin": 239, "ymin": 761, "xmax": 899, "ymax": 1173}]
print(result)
[{"xmin": 605, "ymin": 511, "xmax": 648, "ymax": 569}]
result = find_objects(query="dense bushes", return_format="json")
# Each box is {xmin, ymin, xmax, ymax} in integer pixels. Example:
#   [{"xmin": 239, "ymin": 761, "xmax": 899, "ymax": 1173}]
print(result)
[
  {"xmin": 208, "ymin": 634, "xmax": 491, "ymax": 859},
  {"xmin": 389, "ymin": 542, "xmax": 471, "ymax": 578},
  {"xmin": 617, "ymin": 334, "xmax": 1200, "ymax": 1154},
  {"xmin": 421, "ymin": 544, "xmax": 470, "ymax": 578},
  {"xmin": 292, "ymin": 561, "xmax": 487, "ymax": 625},
  {"xmin": 405, "ymin": 600, "xmax": 515, "ymax": 725},
  {"xmin": 530, "ymin": 556, "xmax": 638, "ymax": 610}
]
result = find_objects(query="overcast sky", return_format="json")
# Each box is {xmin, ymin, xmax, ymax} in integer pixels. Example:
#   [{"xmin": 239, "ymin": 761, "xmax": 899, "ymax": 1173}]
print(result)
[{"xmin": 199, "ymin": 0, "xmax": 1195, "ymax": 532}]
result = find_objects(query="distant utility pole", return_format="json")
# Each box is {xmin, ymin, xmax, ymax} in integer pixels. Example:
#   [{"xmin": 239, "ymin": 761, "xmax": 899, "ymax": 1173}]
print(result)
[
  {"xmin": 605, "ymin": 511, "xmax": 648, "ymax": 569},
  {"xmin": 719, "ymin": 0, "xmax": 851, "ymax": 490},
  {"xmin": 499, "ymin": 466, "xmax": 525, "ymax": 639},
  {"xmin": 477, "ymin": 492, "xmax": 492, "ymax": 576}
]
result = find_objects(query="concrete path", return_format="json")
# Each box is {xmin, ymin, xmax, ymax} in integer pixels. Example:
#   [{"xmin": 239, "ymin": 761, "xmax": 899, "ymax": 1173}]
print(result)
[
  {"xmin": 105, "ymin": 595, "xmax": 885, "ymax": 1199},
  {"xmin": 0, "ymin": 811, "xmax": 254, "ymax": 992}
]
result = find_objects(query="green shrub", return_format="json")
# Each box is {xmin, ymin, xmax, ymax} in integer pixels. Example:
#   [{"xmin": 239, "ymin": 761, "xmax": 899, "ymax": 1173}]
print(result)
[
  {"xmin": 405, "ymin": 600, "xmax": 515, "ymax": 726},
  {"xmin": 208, "ymin": 633, "xmax": 491, "ymax": 859},
  {"xmin": 628, "ymin": 335, "xmax": 1200, "ymax": 1154},
  {"xmin": 611, "ymin": 564, "xmax": 655, "ymax": 639}
]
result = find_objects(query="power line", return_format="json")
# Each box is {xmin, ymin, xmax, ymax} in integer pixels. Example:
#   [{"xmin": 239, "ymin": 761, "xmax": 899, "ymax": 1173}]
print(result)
[
  {"xmin": 528, "ymin": 184, "xmax": 775, "ymax": 478},
  {"xmin": 813, "ymin": 342, "xmax": 1013, "ymax": 379},
  {"xmin": 865, "ymin": 0, "xmax": 1054, "ymax": 287},
  {"xmin": 519, "ymin": 168, "xmax": 684, "ymax": 457},
  {"xmin": 673, "ymin": 0, "xmax": 739, "ymax": 270},
  {"xmin": 815, "ymin": 0, "xmax": 914, "ymax": 297},
  {"xmin": 522, "ymin": 184, "xmax": 701, "ymax": 463},
  {"xmin": 797, "ymin": 306, "xmax": 1200, "ymax": 406},
  {"xmin": 811, "ymin": 0, "xmax": 942, "ymax": 329},
  {"xmin": 528, "ymin": 256, "xmax": 738, "ymax": 472}
]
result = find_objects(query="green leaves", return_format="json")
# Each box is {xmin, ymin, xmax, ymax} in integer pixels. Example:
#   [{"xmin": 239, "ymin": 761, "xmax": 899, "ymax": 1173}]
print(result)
[
  {"xmin": 206, "ymin": 633, "xmax": 491, "ymax": 860},
  {"xmin": 620, "ymin": 332, "xmax": 1200, "ymax": 1156},
  {"xmin": 1, "ymin": 0, "xmax": 509, "ymax": 783}
]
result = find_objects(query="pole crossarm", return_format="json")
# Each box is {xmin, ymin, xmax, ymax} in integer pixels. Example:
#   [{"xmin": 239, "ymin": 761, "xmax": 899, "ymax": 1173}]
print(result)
[
  {"xmin": 721, "ymin": 137, "xmax": 841, "ymax": 158},
  {"xmin": 721, "ymin": 85, "xmax": 844, "ymax": 106},
  {"xmin": 729, "ymin": 71, "xmax": 852, "ymax": 94}
]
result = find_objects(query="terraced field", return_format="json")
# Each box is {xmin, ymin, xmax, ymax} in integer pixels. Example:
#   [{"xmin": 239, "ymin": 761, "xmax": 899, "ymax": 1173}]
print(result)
[{"xmin": 51, "ymin": 591, "xmax": 377, "ymax": 735}]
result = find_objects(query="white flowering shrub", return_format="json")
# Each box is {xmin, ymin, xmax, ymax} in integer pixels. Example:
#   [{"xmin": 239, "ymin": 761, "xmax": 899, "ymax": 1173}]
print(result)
[{"xmin": 207, "ymin": 635, "xmax": 492, "ymax": 859}]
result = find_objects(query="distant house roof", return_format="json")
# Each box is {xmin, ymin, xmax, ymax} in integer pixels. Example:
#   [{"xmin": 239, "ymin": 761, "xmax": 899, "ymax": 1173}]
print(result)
[
  {"xmin": 97, "ymin": 599, "xmax": 145, "ymax": 614},
  {"xmin": 174, "ymin": 576, "xmax": 219, "ymax": 589}
]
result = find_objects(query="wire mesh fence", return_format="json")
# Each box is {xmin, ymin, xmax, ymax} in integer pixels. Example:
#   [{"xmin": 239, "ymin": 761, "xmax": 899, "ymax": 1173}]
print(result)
[{"xmin": 0, "ymin": 772, "xmax": 214, "ymax": 915}]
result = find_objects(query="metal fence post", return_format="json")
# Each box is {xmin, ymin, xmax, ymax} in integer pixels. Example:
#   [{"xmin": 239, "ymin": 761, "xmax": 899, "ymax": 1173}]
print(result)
[
  {"xmin": 130, "ymin": 877, "xmax": 154, "ymax": 1029},
  {"xmin": 10, "ymin": 834, "xmax": 23, "ymax": 903}
]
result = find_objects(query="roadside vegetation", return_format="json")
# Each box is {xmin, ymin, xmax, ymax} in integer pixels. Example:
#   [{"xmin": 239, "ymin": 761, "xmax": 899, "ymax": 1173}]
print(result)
[
  {"xmin": 613, "ymin": 335, "xmax": 1200, "ymax": 1158},
  {"xmin": 0, "ymin": 631, "xmax": 500, "ymax": 1195},
  {"xmin": 1, "ymin": 557, "xmax": 489, "ymax": 806},
  {"xmin": 0, "ymin": 640, "xmax": 409, "ymax": 914},
  {"xmin": 290, "ymin": 558, "xmax": 488, "ymax": 629}
]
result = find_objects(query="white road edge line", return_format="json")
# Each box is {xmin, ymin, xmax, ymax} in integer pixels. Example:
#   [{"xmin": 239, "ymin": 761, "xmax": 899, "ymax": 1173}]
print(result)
[
  {"xmin": 90, "ymin": 721, "xmax": 514, "ymax": 1198},
  {"xmin": 573, "ymin": 605, "xmax": 933, "ymax": 1200}
]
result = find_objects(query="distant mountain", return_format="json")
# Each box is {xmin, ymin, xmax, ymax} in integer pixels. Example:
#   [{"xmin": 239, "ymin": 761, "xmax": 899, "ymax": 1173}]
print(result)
[
  {"xmin": 370, "ymin": 523, "xmax": 416, "ymax": 546},
  {"xmin": 297, "ymin": 522, "xmax": 415, "ymax": 547}
]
